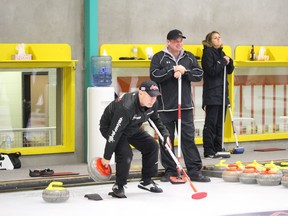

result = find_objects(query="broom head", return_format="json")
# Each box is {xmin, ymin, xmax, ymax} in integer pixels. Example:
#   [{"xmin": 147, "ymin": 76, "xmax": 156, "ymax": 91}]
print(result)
[
  {"xmin": 169, "ymin": 176, "xmax": 186, "ymax": 184},
  {"xmin": 192, "ymin": 192, "xmax": 208, "ymax": 200},
  {"xmin": 231, "ymin": 146, "xmax": 245, "ymax": 154}
]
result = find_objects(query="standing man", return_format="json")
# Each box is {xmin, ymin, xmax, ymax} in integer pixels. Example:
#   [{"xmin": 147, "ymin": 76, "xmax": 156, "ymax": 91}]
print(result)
[
  {"xmin": 100, "ymin": 80, "xmax": 170, "ymax": 198},
  {"xmin": 150, "ymin": 29, "xmax": 210, "ymax": 183}
]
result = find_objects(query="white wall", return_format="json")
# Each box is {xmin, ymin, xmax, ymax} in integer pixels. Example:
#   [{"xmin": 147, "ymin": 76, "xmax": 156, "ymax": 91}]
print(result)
[{"xmin": 98, "ymin": 0, "xmax": 288, "ymax": 53}]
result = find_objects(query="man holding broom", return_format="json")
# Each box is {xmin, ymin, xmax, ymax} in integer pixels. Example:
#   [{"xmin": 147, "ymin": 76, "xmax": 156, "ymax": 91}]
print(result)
[
  {"xmin": 99, "ymin": 80, "xmax": 171, "ymax": 198},
  {"xmin": 150, "ymin": 29, "xmax": 210, "ymax": 183}
]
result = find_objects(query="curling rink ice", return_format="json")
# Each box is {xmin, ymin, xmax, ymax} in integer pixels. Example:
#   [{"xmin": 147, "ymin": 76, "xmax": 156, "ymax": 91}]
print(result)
[{"xmin": 0, "ymin": 177, "xmax": 287, "ymax": 216}]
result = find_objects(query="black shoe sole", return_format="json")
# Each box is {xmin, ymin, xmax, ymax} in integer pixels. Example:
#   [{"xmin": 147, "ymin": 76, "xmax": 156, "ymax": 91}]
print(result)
[
  {"xmin": 138, "ymin": 185, "xmax": 163, "ymax": 193},
  {"xmin": 204, "ymin": 156, "xmax": 222, "ymax": 159},
  {"xmin": 160, "ymin": 176, "xmax": 170, "ymax": 182},
  {"xmin": 108, "ymin": 191, "xmax": 127, "ymax": 198},
  {"xmin": 189, "ymin": 176, "xmax": 211, "ymax": 182}
]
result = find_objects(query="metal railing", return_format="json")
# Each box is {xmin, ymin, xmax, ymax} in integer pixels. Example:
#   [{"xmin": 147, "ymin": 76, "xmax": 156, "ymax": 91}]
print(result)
[{"xmin": 0, "ymin": 127, "xmax": 56, "ymax": 148}]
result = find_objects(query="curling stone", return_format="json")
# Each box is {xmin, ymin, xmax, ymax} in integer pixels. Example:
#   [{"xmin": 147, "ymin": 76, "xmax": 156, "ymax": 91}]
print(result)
[
  {"xmin": 235, "ymin": 161, "xmax": 245, "ymax": 170},
  {"xmin": 264, "ymin": 161, "xmax": 282, "ymax": 177},
  {"xmin": 87, "ymin": 157, "xmax": 112, "ymax": 182},
  {"xmin": 42, "ymin": 181, "xmax": 69, "ymax": 203},
  {"xmin": 214, "ymin": 160, "xmax": 229, "ymax": 171},
  {"xmin": 281, "ymin": 174, "xmax": 288, "ymax": 188},
  {"xmin": 256, "ymin": 167, "xmax": 281, "ymax": 186},
  {"xmin": 279, "ymin": 162, "xmax": 288, "ymax": 175},
  {"xmin": 239, "ymin": 166, "xmax": 259, "ymax": 184},
  {"xmin": 247, "ymin": 160, "xmax": 265, "ymax": 171},
  {"xmin": 222, "ymin": 164, "xmax": 242, "ymax": 182}
]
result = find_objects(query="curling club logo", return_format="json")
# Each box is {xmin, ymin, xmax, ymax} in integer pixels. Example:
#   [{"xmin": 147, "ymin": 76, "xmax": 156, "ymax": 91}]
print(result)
[{"xmin": 150, "ymin": 85, "xmax": 159, "ymax": 91}]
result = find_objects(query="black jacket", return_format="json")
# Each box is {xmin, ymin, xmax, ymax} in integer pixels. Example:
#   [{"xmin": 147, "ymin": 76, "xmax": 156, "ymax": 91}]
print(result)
[
  {"xmin": 150, "ymin": 47, "xmax": 203, "ymax": 112},
  {"xmin": 201, "ymin": 45, "xmax": 234, "ymax": 108},
  {"xmin": 99, "ymin": 91, "xmax": 169, "ymax": 160}
]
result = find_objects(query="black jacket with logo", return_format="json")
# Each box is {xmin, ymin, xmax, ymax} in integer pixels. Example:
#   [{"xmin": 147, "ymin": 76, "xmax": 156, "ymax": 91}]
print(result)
[
  {"xmin": 100, "ymin": 91, "xmax": 169, "ymax": 160},
  {"xmin": 150, "ymin": 47, "xmax": 203, "ymax": 112},
  {"xmin": 201, "ymin": 45, "xmax": 234, "ymax": 108}
]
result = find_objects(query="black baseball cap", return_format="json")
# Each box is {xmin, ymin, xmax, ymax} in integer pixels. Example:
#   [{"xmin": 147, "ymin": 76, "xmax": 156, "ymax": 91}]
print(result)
[
  {"xmin": 139, "ymin": 80, "xmax": 161, "ymax": 97},
  {"xmin": 167, "ymin": 29, "xmax": 186, "ymax": 40}
]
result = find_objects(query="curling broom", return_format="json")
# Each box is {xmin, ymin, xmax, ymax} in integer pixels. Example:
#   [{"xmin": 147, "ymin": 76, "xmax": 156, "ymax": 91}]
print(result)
[
  {"xmin": 168, "ymin": 75, "xmax": 186, "ymax": 184},
  {"xmin": 149, "ymin": 119, "xmax": 207, "ymax": 200},
  {"xmin": 227, "ymin": 104, "xmax": 245, "ymax": 154}
]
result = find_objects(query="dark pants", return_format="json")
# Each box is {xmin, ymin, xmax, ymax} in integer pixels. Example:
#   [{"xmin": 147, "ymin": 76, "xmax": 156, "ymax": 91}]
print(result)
[
  {"xmin": 159, "ymin": 110, "xmax": 202, "ymax": 177},
  {"xmin": 114, "ymin": 128, "xmax": 159, "ymax": 186},
  {"xmin": 202, "ymin": 105, "xmax": 227, "ymax": 156}
]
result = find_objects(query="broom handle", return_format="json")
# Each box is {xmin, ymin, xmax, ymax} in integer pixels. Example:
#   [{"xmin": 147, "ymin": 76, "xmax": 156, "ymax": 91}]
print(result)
[
  {"xmin": 228, "ymin": 104, "xmax": 239, "ymax": 147},
  {"xmin": 148, "ymin": 118, "xmax": 198, "ymax": 193},
  {"xmin": 178, "ymin": 75, "xmax": 182, "ymax": 160},
  {"xmin": 221, "ymin": 66, "xmax": 227, "ymax": 151}
]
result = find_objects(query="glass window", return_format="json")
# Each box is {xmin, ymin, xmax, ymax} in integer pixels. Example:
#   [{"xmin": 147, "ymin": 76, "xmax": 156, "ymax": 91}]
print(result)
[
  {"xmin": 0, "ymin": 68, "xmax": 62, "ymax": 149},
  {"xmin": 234, "ymin": 67, "xmax": 288, "ymax": 135}
]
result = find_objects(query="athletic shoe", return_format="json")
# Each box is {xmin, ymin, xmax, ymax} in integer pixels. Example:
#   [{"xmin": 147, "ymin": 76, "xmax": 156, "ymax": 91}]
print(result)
[
  {"xmin": 29, "ymin": 168, "xmax": 54, "ymax": 177},
  {"xmin": 160, "ymin": 174, "xmax": 170, "ymax": 182},
  {"xmin": 204, "ymin": 153, "xmax": 222, "ymax": 159},
  {"xmin": 112, "ymin": 183, "xmax": 126, "ymax": 198},
  {"xmin": 160, "ymin": 172, "xmax": 178, "ymax": 182},
  {"xmin": 138, "ymin": 180, "xmax": 163, "ymax": 193},
  {"xmin": 216, "ymin": 151, "xmax": 231, "ymax": 158},
  {"xmin": 189, "ymin": 173, "xmax": 211, "ymax": 182}
]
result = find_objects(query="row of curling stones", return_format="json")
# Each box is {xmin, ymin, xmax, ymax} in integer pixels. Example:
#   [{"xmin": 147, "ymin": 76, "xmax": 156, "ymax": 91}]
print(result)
[
  {"xmin": 221, "ymin": 160, "xmax": 287, "ymax": 187},
  {"xmin": 265, "ymin": 160, "xmax": 288, "ymax": 175},
  {"xmin": 217, "ymin": 159, "xmax": 288, "ymax": 173},
  {"xmin": 214, "ymin": 160, "xmax": 244, "ymax": 171},
  {"xmin": 87, "ymin": 157, "xmax": 112, "ymax": 182},
  {"xmin": 42, "ymin": 181, "xmax": 69, "ymax": 203},
  {"xmin": 239, "ymin": 160, "xmax": 265, "ymax": 184}
]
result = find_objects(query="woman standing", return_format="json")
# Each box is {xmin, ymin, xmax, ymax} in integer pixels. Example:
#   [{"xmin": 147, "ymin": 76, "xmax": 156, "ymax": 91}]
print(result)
[{"xmin": 201, "ymin": 31, "xmax": 234, "ymax": 159}]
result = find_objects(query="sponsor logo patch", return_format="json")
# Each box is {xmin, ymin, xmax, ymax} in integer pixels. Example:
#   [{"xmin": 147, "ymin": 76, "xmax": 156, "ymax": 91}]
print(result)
[{"xmin": 108, "ymin": 117, "xmax": 123, "ymax": 143}]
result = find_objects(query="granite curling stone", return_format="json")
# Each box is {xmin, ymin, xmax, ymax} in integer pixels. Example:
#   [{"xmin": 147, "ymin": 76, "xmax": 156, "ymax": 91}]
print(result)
[
  {"xmin": 279, "ymin": 162, "xmax": 288, "ymax": 175},
  {"xmin": 246, "ymin": 160, "xmax": 265, "ymax": 172},
  {"xmin": 264, "ymin": 161, "xmax": 282, "ymax": 177},
  {"xmin": 281, "ymin": 174, "xmax": 288, "ymax": 188},
  {"xmin": 235, "ymin": 161, "xmax": 245, "ymax": 170},
  {"xmin": 222, "ymin": 164, "xmax": 242, "ymax": 182},
  {"xmin": 214, "ymin": 160, "xmax": 229, "ymax": 171},
  {"xmin": 88, "ymin": 157, "xmax": 112, "ymax": 182},
  {"xmin": 42, "ymin": 181, "xmax": 69, "ymax": 203},
  {"xmin": 239, "ymin": 166, "xmax": 259, "ymax": 184},
  {"xmin": 256, "ymin": 168, "xmax": 281, "ymax": 186}
]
